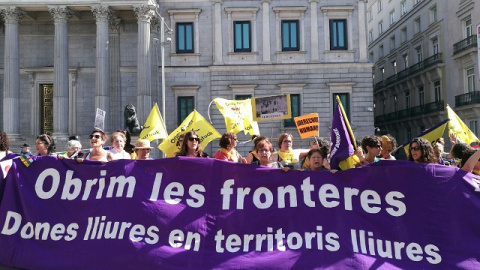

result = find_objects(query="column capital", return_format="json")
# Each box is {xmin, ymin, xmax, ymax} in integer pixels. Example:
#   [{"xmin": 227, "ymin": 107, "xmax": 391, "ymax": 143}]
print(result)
[
  {"xmin": 48, "ymin": 6, "xmax": 71, "ymax": 23},
  {"xmin": 150, "ymin": 16, "xmax": 160, "ymax": 32},
  {"xmin": 261, "ymin": 0, "xmax": 271, "ymax": 3},
  {"xmin": 109, "ymin": 16, "xmax": 122, "ymax": 33},
  {"xmin": 133, "ymin": 5, "xmax": 155, "ymax": 23},
  {"xmin": 1, "ymin": 6, "xmax": 24, "ymax": 23},
  {"xmin": 308, "ymin": 0, "xmax": 319, "ymax": 3},
  {"xmin": 91, "ymin": 5, "xmax": 111, "ymax": 23},
  {"xmin": 356, "ymin": 0, "xmax": 368, "ymax": 3}
]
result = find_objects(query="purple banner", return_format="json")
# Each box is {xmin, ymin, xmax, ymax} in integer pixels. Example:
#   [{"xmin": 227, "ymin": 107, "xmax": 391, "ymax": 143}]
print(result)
[{"xmin": 0, "ymin": 157, "xmax": 479, "ymax": 269}]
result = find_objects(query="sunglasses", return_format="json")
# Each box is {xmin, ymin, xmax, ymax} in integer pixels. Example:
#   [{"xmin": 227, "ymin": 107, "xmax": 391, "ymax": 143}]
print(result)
[
  {"xmin": 188, "ymin": 137, "xmax": 200, "ymax": 142},
  {"xmin": 89, "ymin": 134, "xmax": 102, "ymax": 139},
  {"xmin": 410, "ymin": 146, "xmax": 421, "ymax": 151}
]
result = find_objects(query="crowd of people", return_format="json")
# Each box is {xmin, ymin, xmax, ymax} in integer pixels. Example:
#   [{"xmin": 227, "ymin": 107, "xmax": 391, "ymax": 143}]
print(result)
[{"xmin": 1, "ymin": 129, "xmax": 479, "ymax": 174}]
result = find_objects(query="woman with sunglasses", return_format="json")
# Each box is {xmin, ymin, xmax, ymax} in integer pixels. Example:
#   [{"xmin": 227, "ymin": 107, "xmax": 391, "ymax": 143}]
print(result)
[
  {"xmin": 270, "ymin": 133, "xmax": 308, "ymax": 169},
  {"xmin": 214, "ymin": 132, "xmax": 246, "ymax": 163},
  {"xmin": 175, "ymin": 131, "xmax": 208, "ymax": 157},
  {"xmin": 81, "ymin": 130, "xmax": 113, "ymax": 162},
  {"xmin": 408, "ymin": 137, "xmax": 435, "ymax": 163},
  {"xmin": 35, "ymin": 134, "xmax": 56, "ymax": 156}
]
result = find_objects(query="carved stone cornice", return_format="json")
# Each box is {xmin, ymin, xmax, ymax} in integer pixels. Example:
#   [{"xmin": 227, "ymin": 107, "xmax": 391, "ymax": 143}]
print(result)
[
  {"xmin": 1, "ymin": 6, "xmax": 24, "ymax": 24},
  {"xmin": 133, "ymin": 5, "xmax": 155, "ymax": 23},
  {"xmin": 91, "ymin": 5, "xmax": 111, "ymax": 23},
  {"xmin": 48, "ymin": 6, "xmax": 72, "ymax": 23}
]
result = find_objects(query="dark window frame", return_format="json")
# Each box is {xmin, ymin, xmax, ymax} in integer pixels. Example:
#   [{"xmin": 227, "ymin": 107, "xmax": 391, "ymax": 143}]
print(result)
[
  {"xmin": 284, "ymin": 94, "xmax": 301, "ymax": 127},
  {"xmin": 234, "ymin": 21, "xmax": 251, "ymax": 53},
  {"xmin": 176, "ymin": 22, "xmax": 194, "ymax": 54},
  {"xmin": 177, "ymin": 96, "xmax": 195, "ymax": 125},
  {"xmin": 281, "ymin": 20, "xmax": 300, "ymax": 51},
  {"xmin": 330, "ymin": 19, "xmax": 348, "ymax": 50},
  {"xmin": 333, "ymin": 93, "xmax": 350, "ymax": 120}
]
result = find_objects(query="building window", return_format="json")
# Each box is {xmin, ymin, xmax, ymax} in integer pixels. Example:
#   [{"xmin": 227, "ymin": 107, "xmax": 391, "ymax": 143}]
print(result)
[
  {"xmin": 414, "ymin": 17, "xmax": 421, "ymax": 34},
  {"xmin": 380, "ymin": 67, "xmax": 385, "ymax": 81},
  {"xmin": 369, "ymin": 29, "xmax": 373, "ymax": 43},
  {"xmin": 467, "ymin": 68, "xmax": 475, "ymax": 93},
  {"xmin": 414, "ymin": 0, "xmax": 421, "ymax": 5},
  {"xmin": 434, "ymin": 81, "xmax": 441, "ymax": 102},
  {"xmin": 429, "ymin": 5, "xmax": 437, "ymax": 24},
  {"xmin": 431, "ymin": 37, "xmax": 439, "ymax": 55},
  {"xmin": 405, "ymin": 91, "xmax": 410, "ymax": 109},
  {"xmin": 378, "ymin": 21, "xmax": 384, "ymax": 34},
  {"xmin": 389, "ymin": 10, "xmax": 396, "ymax": 25},
  {"xmin": 234, "ymin": 21, "xmax": 251, "ymax": 52},
  {"xmin": 176, "ymin": 23, "xmax": 194, "ymax": 53},
  {"xmin": 390, "ymin": 35, "xmax": 396, "ymax": 50},
  {"xmin": 470, "ymin": 120, "xmax": 478, "ymax": 137},
  {"xmin": 333, "ymin": 93, "xmax": 350, "ymax": 119},
  {"xmin": 235, "ymin": 94, "xmax": 252, "ymax": 100},
  {"xmin": 284, "ymin": 94, "xmax": 300, "ymax": 127},
  {"xmin": 368, "ymin": 8, "xmax": 372, "ymax": 21},
  {"xmin": 281, "ymin": 20, "xmax": 300, "ymax": 51},
  {"xmin": 178, "ymin": 96, "xmax": 194, "ymax": 125},
  {"xmin": 406, "ymin": 127, "xmax": 411, "ymax": 142},
  {"xmin": 401, "ymin": 27, "xmax": 407, "ymax": 43},
  {"xmin": 403, "ymin": 54, "xmax": 409, "ymax": 68},
  {"xmin": 379, "ymin": 44, "xmax": 384, "ymax": 58},
  {"xmin": 393, "ymin": 95, "xmax": 398, "ymax": 111},
  {"xmin": 392, "ymin": 60, "xmax": 397, "ymax": 74},
  {"xmin": 465, "ymin": 18, "xmax": 472, "ymax": 38},
  {"xmin": 369, "ymin": 52, "xmax": 374, "ymax": 62},
  {"xmin": 378, "ymin": 0, "xmax": 383, "ymax": 12},
  {"xmin": 329, "ymin": 19, "xmax": 348, "ymax": 50},
  {"xmin": 401, "ymin": 1, "xmax": 407, "ymax": 16},
  {"xmin": 418, "ymin": 86, "xmax": 424, "ymax": 106},
  {"xmin": 415, "ymin": 46, "xmax": 422, "ymax": 62}
]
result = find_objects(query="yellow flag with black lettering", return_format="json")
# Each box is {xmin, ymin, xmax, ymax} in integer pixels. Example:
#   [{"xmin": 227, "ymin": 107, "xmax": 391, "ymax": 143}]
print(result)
[
  {"xmin": 402, "ymin": 119, "xmax": 449, "ymax": 155},
  {"xmin": 446, "ymin": 105, "xmax": 479, "ymax": 145},
  {"xmin": 213, "ymin": 98, "xmax": 259, "ymax": 135},
  {"xmin": 158, "ymin": 110, "xmax": 221, "ymax": 157},
  {"xmin": 139, "ymin": 103, "xmax": 168, "ymax": 141}
]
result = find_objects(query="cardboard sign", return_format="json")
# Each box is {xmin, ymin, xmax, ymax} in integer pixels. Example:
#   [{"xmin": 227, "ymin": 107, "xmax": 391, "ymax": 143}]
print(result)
[
  {"xmin": 294, "ymin": 113, "xmax": 319, "ymax": 139},
  {"xmin": 251, "ymin": 95, "xmax": 291, "ymax": 122}
]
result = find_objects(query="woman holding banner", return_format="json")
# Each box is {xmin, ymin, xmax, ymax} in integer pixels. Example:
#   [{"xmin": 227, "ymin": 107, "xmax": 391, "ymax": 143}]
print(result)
[
  {"xmin": 0, "ymin": 131, "xmax": 11, "ymax": 160},
  {"xmin": 253, "ymin": 139, "xmax": 288, "ymax": 170},
  {"xmin": 214, "ymin": 132, "xmax": 246, "ymax": 163},
  {"xmin": 80, "ymin": 130, "xmax": 114, "ymax": 163},
  {"xmin": 35, "ymin": 134, "xmax": 56, "ymax": 156},
  {"xmin": 271, "ymin": 133, "xmax": 308, "ymax": 169},
  {"xmin": 176, "ymin": 131, "xmax": 208, "ymax": 158},
  {"xmin": 246, "ymin": 135, "xmax": 265, "ymax": 164},
  {"xmin": 108, "ymin": 132, "xmax": 131, "ymax": 159}
]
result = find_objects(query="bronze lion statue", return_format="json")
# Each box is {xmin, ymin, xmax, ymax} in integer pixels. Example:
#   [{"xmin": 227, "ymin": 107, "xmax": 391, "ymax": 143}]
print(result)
[{"xmin": 124, "ymin": 104, "xmax": 143, "ymax": 135}]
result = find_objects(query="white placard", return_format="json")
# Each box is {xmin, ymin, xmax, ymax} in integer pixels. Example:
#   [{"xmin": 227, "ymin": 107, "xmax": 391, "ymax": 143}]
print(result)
[{"xmin": 94, "ymin": 108, "xmax": 106, "ymax": 130}]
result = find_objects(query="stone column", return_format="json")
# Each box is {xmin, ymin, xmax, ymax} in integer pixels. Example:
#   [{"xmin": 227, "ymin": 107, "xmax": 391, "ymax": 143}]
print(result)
[
  {"xmin": 109, "ymin": 16, "xmax": 122, "ymax": 130},
  {"xmin": 1, "ymin": 7, "xmax": 22, "ymax": 138},
  {"xmin": 150, "ymin": 16, "xmax": 160, "ymax": 106},
  {"xmin": 92, "ymin": 5, "xmax": 110, "ymax": 131},
  {"xmin": 49, "ymin": 6, "xmax": 71, "ymax": 139},
  {"xmin": 213, "ymin": 0, "xmax": 223, "ymax": 65},
  {"xmin": 134, "ymin": 5, "xmax": 155, "ymax": 123},
  {"xmin": 357, "ymin": 0, "xmax": 368, "ymax": 61},
  {"xmin": 309, "ymin": 0, "xmax": 319, "ymax": 62},
  {"xmin": 261, "ymin": 0, "xmax": 271, "ymax": 63}
]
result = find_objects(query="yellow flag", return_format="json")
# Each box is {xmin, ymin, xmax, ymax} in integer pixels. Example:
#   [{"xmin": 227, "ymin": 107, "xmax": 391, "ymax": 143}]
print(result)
[
  {"xmin": 403, "ymin": 119, "xmax": 449, "ymax": 156},
  {"xmin": 446, "ymin": 105, "xmax": 479, "ymax": 145},
  {"xmin": 139, "ymin": 103, "xmax": 168, "ymax": 141},
  {"xmin": 158, "ymin": 110, "xmax": 221, "ymax": 157},
  {"xmin": 213, "ymin": 98, "xmax": 259, "ymax": 135}
]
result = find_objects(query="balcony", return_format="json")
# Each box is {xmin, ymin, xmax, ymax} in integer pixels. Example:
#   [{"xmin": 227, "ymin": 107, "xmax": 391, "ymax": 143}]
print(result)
[
  {"xmin": 453, "ymin": 35, "xmax": 477, "ymax": 55},
  {"xmin": 374, "ymin": 100, "xmax": 444, "ymax": 124},
  {"xmin": 455, "ymin": 91, "xmax": 480, "ymax": 107},
  {"xmin": 374, "ymin": 53, "xmax": 443, "ymax": 93}
]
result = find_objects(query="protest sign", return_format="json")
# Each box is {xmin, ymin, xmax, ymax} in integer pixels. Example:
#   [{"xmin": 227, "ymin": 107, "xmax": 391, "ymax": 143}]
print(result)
[
  {"xmin": 251, "ymin": 95, "xmax": 291, "ymax": 122},
  {"xmin": 94, "ymin": 108, "xmax": 105, "ymax": 130},
  {"xmin": 0, "ymin": 158, "xmax": 479, "ymax": 269},
  {"xmin": 213, "ymin": 98, "xmax": 259, "ymax": 135},
  {"xmin": 294, "ymin": 113, "xmax": 319, "ymax": 139}
]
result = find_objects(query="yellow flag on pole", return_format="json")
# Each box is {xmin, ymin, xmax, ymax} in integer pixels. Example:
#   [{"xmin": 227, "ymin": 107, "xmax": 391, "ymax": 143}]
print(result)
[
  {"xmin": 402, "ymin": 119, "xmax": 449, "ymax": 155},
  {"xmin": 213, "ymin": 98, "xmax": 260, "ymax": 135},
  {"xmin": 158, "ymin": 110, "xmax": 221, "ymax": 157},
  {"xmin": 446, "ymin": 105, "xmax": 479, "ymax": 145},
  {"xmin": 139, "ymin": 103, "xmax": 168, "ymax": 141}
]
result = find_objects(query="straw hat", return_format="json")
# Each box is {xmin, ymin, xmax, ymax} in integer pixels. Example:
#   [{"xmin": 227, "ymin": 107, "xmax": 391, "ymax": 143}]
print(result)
[{"xmin": 134, "ymin": 139, "xmax": 153, "ymax": 150}]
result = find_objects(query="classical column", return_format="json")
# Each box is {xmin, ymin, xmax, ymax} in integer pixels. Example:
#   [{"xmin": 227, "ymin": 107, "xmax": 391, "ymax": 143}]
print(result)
[
  {"xmin": 1, "ymin": 7, "xmax": 22, "ymax": 138},
  {"xmin": 309, "ymin": 0, "xmax": 319, "ymax": 62},
  {"xmin": 109, "ymin": 16, "xmax": 122, "ymax": 130},
  {"xmin": 213, "ymin": 0, "xmax": 223, "ymax": 65},
  {"xmin": 357, "ymin": 0, "xmax": 368, "ymax": 61},
  {"xmin": 150, "ymin": 16, "xmax": 160, "ymax": 106},
  {"xmin": 261, "ymin": 0, "xmax": 271, "ymax": 63},
  {"xmin": 92, "ymin": 5, "xmax": 110, "ymax": 131},
  {"xmin": 134, "ymin": 5, "xmax": 155, "ymax": 122},
  {"xmin": 49, "ymin": 6, "xmax": 71, "ymax": 138}
]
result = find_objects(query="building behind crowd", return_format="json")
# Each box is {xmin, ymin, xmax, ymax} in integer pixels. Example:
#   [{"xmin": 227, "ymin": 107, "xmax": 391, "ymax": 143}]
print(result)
[
  {"xmin": 368, "ymin": 0, "xmax": 479, "ymax": 145},
  {"xmin": 0, "ymin": 0, "xmax": 373, "ymax": 155}
]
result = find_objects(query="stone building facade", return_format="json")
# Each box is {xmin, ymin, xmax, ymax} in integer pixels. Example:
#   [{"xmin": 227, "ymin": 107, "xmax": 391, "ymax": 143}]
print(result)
[
  {"xmin": 368, "ymin": 0, "xmax": 479, "ymax": 145},
  {"xmin": 0, "ymin": 0, "xmax": 373, "ymax": 155}
]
